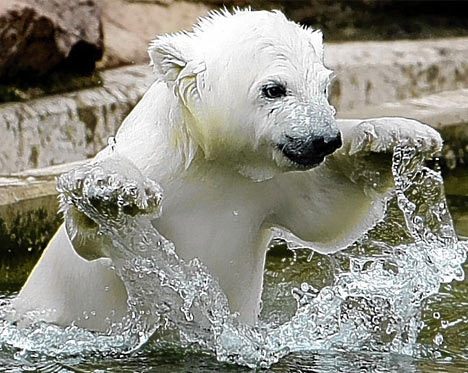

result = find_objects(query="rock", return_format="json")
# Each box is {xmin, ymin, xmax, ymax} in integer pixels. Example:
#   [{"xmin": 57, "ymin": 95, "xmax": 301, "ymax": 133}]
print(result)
[
  {"xmin": 0, "ymin": 0, "xmax": 103, "ymax": 81},
  {"xmin": 0, "ymin": 65, "xmax": 154, "ymax": 173},
  {"xmin": 98, "ymin": 0, "xmax": 209, "ymax": 69}
]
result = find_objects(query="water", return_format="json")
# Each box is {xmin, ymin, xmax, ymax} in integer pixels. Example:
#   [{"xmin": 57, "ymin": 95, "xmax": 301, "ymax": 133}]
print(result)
[{"xmin": 0, "ymin": 144, "xmax": 467, "ymax": 371}]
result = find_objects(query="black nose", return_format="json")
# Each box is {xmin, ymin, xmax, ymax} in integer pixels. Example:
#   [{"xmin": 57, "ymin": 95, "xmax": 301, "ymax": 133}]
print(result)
[
  {"xmin": 279, "ymin": 133, "xmax": 342, "ymax": 168},
  {"xmin": 312, "ymin": 135, "xmax": 342, "ymax": 158}
]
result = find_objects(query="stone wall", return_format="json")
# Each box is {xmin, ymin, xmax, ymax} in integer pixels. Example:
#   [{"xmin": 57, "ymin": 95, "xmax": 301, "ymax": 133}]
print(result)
[{"xmin": 0, "ymin": 66, "xmax": 153, "ymax": 173}]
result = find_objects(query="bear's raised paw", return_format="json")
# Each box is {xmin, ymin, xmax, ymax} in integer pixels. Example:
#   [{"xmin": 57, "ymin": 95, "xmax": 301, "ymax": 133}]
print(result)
[
  {"xmin": 57, "ymin": 157, "xmax": 163, "ymax": 230},
  {"xmin": 344, "ymin": 118, "xmax": 443, "ymax": 157}
]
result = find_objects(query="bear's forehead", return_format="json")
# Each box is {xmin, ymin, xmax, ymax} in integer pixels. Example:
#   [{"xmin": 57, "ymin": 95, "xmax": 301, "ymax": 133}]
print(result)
[
  {"xmin": 175, "ymin": 10, "xmax": 333, "ymax": 93},
  {"xmin": 193, "ymin": 10, "xmax": 323, "ymax": 62}
]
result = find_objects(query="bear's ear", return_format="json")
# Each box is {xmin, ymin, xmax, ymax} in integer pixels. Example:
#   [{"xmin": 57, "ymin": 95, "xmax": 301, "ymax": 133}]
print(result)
[
  {"xmin": 308, "ymin": 29, "xmax": 324, "ymax": 62},
  {"xmin": 148, "ymin": 34, "xmax": 195, "ymax": 82}
]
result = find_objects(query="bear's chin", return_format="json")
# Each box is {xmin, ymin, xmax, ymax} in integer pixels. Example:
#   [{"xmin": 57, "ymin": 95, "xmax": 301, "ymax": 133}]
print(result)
[
  {"xmin": 236, "ymin": 156, "xmax": 325, "ymax": 182},
  {"xmin": 237, "ymin": 164, "xmax": 284, "ymax": 182},
  {"xmin": 275, "ymin": 144, "xmax": 329, "ymax": 170},
  {"xmin": 271, "ymin": 148, "xmax": 326, "ymax": 173},
  {"xmin": 283, "ymin": 155, "xmax": 325, "ymax": 170}
]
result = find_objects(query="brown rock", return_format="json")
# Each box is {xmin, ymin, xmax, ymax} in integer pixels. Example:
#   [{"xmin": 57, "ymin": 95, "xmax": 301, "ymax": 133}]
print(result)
[
  {"xmin": 0, "ymin": 0, "xmax": 103, "ymax": 81},
  {"xmin": 98, "ymin": 0, "xmax": 209, "ymax": 69}
]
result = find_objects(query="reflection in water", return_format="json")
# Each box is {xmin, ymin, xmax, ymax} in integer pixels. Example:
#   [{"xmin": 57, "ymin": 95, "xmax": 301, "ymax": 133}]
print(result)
[{"xmin": 0, "ymin": 144, "xmax": 467, "ymax": 370}]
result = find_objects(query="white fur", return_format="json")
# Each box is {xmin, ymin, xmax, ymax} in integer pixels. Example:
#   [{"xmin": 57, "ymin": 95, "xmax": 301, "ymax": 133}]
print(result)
[{"xmin": 13, "ymin": 10, "xmax": 442, "ymax": 331}]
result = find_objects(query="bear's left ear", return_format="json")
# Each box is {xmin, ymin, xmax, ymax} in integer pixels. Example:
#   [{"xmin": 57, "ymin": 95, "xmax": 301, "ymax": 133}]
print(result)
[
  {"xmin": 308, "ymin": 29, "xmax": 324, "ymax": 62},
  {"xmin": 148, "ymin": 34, "xmax": 200, "ymax": 83}
]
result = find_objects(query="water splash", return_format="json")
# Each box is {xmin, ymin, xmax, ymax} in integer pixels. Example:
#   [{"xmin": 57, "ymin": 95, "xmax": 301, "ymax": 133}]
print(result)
[{"xmin": 0, "ymin": 144, "xmax": 466, "ymax": 369}]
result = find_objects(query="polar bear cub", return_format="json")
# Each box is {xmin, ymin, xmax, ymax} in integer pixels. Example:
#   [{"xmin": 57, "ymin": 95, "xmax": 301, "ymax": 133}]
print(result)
[{"xmin": 13, "ymin": 9, "xmax": 442, "ymax": 332}]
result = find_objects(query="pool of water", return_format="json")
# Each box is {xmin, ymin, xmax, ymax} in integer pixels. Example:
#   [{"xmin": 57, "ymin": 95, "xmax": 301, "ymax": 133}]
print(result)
[{"xmin": 0, "ymin": 147, "xmax": 467, "ymax": 372}]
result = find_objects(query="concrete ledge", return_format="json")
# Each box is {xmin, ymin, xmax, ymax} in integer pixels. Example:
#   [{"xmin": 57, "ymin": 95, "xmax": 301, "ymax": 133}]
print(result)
[
  {"xmin": 0, "ymin": 65, "xmax": 153, "ymax": 173},
  {"xmin": 338, "ymin": 88, "xmax": 468, "ymax": 169},
  {"xmin": 0, "ymin": 161, "xmax": 85, "ymax": 208},
  {"xmin": 327, "ymin": 38, "xmax": 468, "ymax": 111},
  {"xmin": 0, "ymin": 161, "xmax": 87, "ymax": 285},
  {"xmin": 337, "ymin": 88, "xmax": 468, "ymax": 129}
]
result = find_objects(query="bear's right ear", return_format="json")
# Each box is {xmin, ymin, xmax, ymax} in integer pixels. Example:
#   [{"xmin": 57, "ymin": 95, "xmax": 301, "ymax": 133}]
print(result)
[{"xmin": 148, "ymin": 34, "xmax": 195, "ymax": 82}]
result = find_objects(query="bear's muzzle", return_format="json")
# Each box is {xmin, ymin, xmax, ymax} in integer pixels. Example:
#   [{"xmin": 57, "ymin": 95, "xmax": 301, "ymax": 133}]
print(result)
[{"xmin": 278, "ymin": 132, "xmax": 342, "ymax": 168}]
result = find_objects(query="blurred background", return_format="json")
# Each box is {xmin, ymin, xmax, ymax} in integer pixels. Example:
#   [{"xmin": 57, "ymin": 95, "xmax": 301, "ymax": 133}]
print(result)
[
  {"xmin": 1, "ymin": 0, "xmax": 468, "ymax": 285},
  {"xmin": 1, "ymin": 0, "xmax": 468, "ymax": 100}
]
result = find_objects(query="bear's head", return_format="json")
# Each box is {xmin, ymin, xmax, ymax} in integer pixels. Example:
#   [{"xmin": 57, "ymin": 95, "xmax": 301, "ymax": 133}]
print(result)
[{"xmin": 148, "ymin": 9, "xmax": 341, "ymax": 180}]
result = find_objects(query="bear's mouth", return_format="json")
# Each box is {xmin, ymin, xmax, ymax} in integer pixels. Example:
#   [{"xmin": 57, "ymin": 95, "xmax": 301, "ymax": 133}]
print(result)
[
  {"xmin": 276, "ymin": 134, "xmax": 342, "ymax": 169},
  {"xmin": 277, "ymin": 145, "xmax": 326, "ymax": 168}
]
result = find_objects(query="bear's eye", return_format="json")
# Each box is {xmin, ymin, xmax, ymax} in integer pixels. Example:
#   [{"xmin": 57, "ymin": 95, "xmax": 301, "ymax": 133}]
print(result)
[{"xmin": 262, "ymin": 83, "xmax": 287, "ymax": 99}]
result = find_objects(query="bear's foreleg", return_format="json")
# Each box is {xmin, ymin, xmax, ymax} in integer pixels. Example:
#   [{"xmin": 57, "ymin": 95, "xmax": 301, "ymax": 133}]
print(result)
[{"xmin": 269, "ymin": 117, "xmax": 442, "ymax": 254}]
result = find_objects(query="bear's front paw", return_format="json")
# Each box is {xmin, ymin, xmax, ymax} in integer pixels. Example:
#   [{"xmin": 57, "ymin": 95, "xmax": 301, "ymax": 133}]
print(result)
[
  {"xmin": 348, "ymin": 118, "xmax": 442, "ymax": 157},
  {"xmin": 57, "ymin": 157, "xmax": 163, "ymax": 230}
]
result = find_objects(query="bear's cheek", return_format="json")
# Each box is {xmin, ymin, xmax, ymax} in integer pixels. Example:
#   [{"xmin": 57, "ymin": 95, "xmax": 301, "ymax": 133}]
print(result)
[{"xmin": 189, "ymin": 122, "xmax": 253, "ymax": 160}]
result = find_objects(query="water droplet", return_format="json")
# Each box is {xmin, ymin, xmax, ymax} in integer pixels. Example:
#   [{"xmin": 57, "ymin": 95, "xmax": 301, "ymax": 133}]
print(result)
[{"xmin": 433, "ymin": 333, "xmax": 444, "ymax": 346}]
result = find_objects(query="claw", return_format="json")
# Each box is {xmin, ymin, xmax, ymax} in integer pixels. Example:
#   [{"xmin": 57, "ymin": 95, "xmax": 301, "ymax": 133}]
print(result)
[
  {"xmin": 348, "ymin": 118, "xmax": 443, "ymax": 157},
  {"xmin": 56, "ymin": 158, "xmax": 164, "ymax": 229},
  {"xmin": 349, "ymin": 122, "xmax": 377, "ymax": 155}
]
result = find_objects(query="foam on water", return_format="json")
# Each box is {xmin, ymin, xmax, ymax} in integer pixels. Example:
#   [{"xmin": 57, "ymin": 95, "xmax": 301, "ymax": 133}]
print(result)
[{"xmin": 0, "ymin": 144, "xmax": 466, "ymax": 369}]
